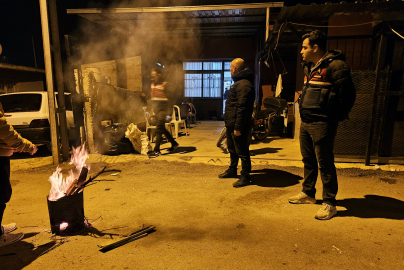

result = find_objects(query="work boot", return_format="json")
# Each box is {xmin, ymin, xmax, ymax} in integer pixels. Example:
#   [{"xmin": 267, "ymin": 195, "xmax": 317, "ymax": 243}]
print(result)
[
  {"xmin": 1, "ymin": 223, "xmax": 17, "ymax": 235},
  {"xmin": 288, "ymin": 192, "xmax": 316, "ymax": 204},
  {"xmin": 218, "ymin": 168, "xmax": 238, "ymax": 179},
  {"xmin": 148, "ymin": 151, "xmax": 161, "ymax": 159},
  {"xmin": 315, "ymin": 203, "xmax": 337, "ymax": 220},
  {"xmin": 167, "ymin": 143, "xmax": 179, "ymax": 153},
  {"xmin": 233, "ymin": 175, "xmax": 250, "ymax": 188},
  {"xmin": 0, "ymin": 232, "xmax": 24, "ymax": 248}
]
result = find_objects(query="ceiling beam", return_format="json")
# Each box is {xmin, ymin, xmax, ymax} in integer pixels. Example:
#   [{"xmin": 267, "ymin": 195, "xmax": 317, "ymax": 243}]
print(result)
[{"xmin": 67, "ymin": 2, "xmax": 284, "ymax": 14}]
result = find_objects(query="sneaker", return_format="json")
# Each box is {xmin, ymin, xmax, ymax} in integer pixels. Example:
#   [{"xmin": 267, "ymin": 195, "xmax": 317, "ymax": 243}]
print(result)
[
  {"xmin": 167, "ymin": 143, "xmax": 179, "ymax": 153},
  {"xmin": 233, "ymin": 176, "xmax": 250, "ymax": 188},
  {"xmin": 1, "ymin": 223, "xmax": 17, "ymax": 234},
  {"xmin": 288, "ymin": 192, "xmax": 316, "ymax": 204},
  {"xmin": 218, "ymin": 169, "xmax": 238, "ymax": 179},
  {"xmin": 0, "ymin": 232, "xmax": 24, "ymax": 248},
  {"xmin": 315, "ymin": 203, "xmax": 337, "ymax": 220},
  {"xmin": 148, "ymin": 151, "xmax": 161, "ymax": 159}
]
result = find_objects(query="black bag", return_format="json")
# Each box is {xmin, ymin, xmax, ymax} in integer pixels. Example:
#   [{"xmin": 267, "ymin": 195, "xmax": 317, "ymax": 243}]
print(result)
[{"xmin": 263, "ymin": 97, "xmax": 287, "ymax": 113}]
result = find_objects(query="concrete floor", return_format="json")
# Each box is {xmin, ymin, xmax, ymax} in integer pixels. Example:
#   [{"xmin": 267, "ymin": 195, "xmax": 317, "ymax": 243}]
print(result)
[{"xmin": 1, "ymin": 121, "xmax": 404, "ymax": 269}]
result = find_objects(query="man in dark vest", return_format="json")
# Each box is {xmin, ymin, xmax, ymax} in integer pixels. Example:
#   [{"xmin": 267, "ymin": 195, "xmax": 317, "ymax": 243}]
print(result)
[
  {"xmin": 219, "ymin": 58, "xmax": 255, "ymax": 188},
  {"xmin": 288, "ymin": 30, "xmax": 356, "ymax": 220}
]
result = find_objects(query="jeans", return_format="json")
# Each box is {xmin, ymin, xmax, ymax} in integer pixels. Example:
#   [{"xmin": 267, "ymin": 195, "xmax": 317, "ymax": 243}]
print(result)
[
  {"xmin": 153, "ymin": 101, "xmax": 177, "ymax": 152},
  {"xmin": 0, "ymin": 157, "xmax": 11, "ymax": 235},
  {"xmin": 226, "ymin": 126, "xmax": 251, "ymax": 178},
  {"xmin": 300, "ymin": 121, "xmax": 339, "ymax": 206}
]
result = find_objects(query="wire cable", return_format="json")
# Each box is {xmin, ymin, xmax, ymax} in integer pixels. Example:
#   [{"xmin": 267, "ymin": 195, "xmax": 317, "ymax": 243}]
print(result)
[{"xmin": 389, "ymin": 25, "xmax": 404, "ymax": 40}]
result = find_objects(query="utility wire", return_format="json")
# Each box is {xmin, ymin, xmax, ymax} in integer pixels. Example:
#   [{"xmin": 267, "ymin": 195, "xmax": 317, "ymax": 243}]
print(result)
[
  {"xmin": 288, "ymin": 21, "xmax": 382, "ymax": 28},
  {"xmin": 389, "ymin": 25, "xmax": 404, "ymax": 40}
]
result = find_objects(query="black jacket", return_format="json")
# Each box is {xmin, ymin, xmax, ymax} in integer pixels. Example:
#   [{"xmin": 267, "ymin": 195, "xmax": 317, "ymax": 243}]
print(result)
[
  {"xmin": 299, "ymin": 50, "xmax": 356, "ymax": 122},
  {"xmin": 224, "ymin": 69, "xmax": 255, "ymax": 130}
]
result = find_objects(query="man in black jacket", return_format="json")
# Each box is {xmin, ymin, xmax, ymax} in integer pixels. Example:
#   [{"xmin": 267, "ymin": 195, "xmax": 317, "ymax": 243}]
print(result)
[
  {"xmin": 288, "ymin": 30, "xmax": 356, "ymax": 220},
  {"xmin": 219, "ymin": 58, "xmax": 255, "ymax": 188}
]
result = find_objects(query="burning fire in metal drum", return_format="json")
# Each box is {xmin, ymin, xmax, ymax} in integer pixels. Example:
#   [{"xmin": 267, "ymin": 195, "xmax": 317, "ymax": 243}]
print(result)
[{"xmin": 48, "ymin": 144, "xmax": 90, "ymax": 201}]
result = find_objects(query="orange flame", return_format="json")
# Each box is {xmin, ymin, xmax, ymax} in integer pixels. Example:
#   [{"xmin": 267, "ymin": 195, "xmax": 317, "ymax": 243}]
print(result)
[{"xmin": 48, "ymin": 144, "xmax": 90, "ymax": 201}]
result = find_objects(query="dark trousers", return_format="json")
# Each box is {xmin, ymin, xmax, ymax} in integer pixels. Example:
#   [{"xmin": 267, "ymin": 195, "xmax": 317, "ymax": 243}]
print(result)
[
  {"xmin": 153, "ymin": 101, "xmax": 176, "ymax": 152},
  {"xmin": 300, "ymin": 121, "xmax": 339, "ymax": 206},
  {"xmin": 226, "ymin": 127, "xmax": 251, "ymax": 178},
  {"xmin": 0, "ymin": 157, "xmax": 11, "ymax": 235}
]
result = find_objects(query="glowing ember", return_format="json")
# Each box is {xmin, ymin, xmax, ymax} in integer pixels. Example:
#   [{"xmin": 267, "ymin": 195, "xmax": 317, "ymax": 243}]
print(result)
[
  {"xmin": 48, "ymin": 144, "xmax": 90, "ymax": 201},
  {"xmin": 60, "ymin": 222, "xmax": 68, "ymax": 231}
]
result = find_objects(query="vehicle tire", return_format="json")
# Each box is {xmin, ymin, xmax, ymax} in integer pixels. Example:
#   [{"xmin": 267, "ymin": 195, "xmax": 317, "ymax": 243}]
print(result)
[
  {"xmin": 252, "ymin": 117, "xmax": 271, "ymax": 141},
  {"xmin": 216, "ymin": 127, "xmax": 227, "ymax": 147}
]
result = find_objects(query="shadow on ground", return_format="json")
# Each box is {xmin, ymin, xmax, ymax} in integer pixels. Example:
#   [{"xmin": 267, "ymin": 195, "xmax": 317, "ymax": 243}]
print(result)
[
  {"xmin": 337, "ymin": 195, "xmax": 404, "ymax": 219},
  {"xmin": 0, "ymin": 232, "xmax": 56, "ymax": 270},
  {"xmin": 250, "ymin": 147, "xmax": 282, "ymax": 155},
  {"xmin": 163, "ymin": 146, "xmax": 196, "ymax": 155},
  {"xmin": 249, "ymin": 168, "xmax": 302, "ymax": 188}
]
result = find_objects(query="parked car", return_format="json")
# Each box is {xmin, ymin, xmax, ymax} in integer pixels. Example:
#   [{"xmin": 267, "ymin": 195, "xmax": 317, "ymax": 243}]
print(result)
[{"xmin": 0, "ymin": 91, "xmax": 75, "ymax": 151}]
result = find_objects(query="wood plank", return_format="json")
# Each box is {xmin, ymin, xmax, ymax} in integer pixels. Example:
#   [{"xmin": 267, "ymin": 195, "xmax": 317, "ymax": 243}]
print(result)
[
  {"xmin": 360, "ymin": 38, "xmax": 371, "ymax": 70},
  {"xmin": 352, "ymin": 38, "xmax": 363, "ymax": 71},
  {"xmin": 392, "ymin": 40, "xmax": 404, "ymax": 70},
  {"xmin": 328, "ymin": 39, "xmax": 338, "ymax": 51},
  {"xmin": 345, "ymin": 39, "xmax": 355, "ymax": 68},
  {"xmin": 337, "ymin": 39, "xmax": 347, "ymax": 54}
]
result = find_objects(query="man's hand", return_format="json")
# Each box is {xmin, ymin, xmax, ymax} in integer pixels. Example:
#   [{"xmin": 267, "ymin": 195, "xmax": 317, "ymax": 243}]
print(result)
[
  {"xmin": 234, "ymin": 130, "xmax": 241, "ymax": 136},
  {"xmin": 29, "ymin": 145, "xmax": 38, "ymax": 155}
]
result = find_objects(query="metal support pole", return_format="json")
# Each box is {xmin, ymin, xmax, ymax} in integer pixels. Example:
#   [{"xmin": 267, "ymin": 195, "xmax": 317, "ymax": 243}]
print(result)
[
  {"xmin": 265, "ymin": 7, "xmax": 270, "ymax": 42},
  {"xmin": 365, "ymin": 33, "xmax": 387, "ymax": 166},
  {"xmin": 49, "ymin": 0, "xmax": 70, "ymax": 161},
  {"xmin": 39, "ymin": 0, "xmax": 60, "ymax": 165}
]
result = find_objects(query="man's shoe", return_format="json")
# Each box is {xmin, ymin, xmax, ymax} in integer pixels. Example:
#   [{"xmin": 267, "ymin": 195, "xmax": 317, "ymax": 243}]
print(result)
[
  {"xmin": 288, "ymin": 192, "xmax": 316, "ymax": 204},
  {"xmin": 1, "ymin": 223, "xmax": 17, "ymax": 234},
  {"xmin": 233, "ymin": 176, "xmax": 250, "ymax": 188},
  {"xmin": 148, "ymin": 151, "xmax": 161, "ymax": 159},
  {"xmin": 218, "ymin": 169, "xmax": 238, "ymax": 179},
  {"xmin": 315, "ymin": 203, "xmax": 337, "ymax": 220},
  {"xmin": 0, "ymin": 232, "xmax": 24, "ymax": 248},
  {"xmin": 167, "ymin": 143, "xmax": 179, "ymax": 153}
]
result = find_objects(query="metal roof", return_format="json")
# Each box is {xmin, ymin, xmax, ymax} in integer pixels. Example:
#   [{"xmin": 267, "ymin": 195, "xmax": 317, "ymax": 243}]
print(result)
[{"xmin": 67, "ymin": 2, "xmax": 283, "ymax": 38}]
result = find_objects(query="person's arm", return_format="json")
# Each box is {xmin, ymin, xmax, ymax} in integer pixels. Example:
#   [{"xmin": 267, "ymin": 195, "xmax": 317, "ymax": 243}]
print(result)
[
  {"xmin": 0, "ymin": 109, "xmax": 37, "ymax": 154},
  {"xmin": 234, "ymin": 82, "xmax": 255, "ymax": 134},
  {"xmin": 328, "ymin": 60, "xmax": 356, "ymax": 120}
]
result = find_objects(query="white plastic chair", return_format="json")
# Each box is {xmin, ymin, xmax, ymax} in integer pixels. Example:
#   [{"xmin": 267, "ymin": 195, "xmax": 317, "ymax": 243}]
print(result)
[
  {"xmin": 170, "ymin": 105, "xmax": 188, "ymax": 139},
  {"xmin": 144, "ymin": 109, "xmax": 173, "ymax": 143}
]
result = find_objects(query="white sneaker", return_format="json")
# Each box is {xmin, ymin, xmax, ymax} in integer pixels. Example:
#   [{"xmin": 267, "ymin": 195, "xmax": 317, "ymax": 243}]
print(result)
[
  {"xmin": 288, "ymin": 192, "xmax": 316, "ymax": 204},
  {"xmin": 0, "ymin": 232, "xmax": 24, "ymax": 248},
  {"xmin": 315, "ymin": 203, "xmax": 337, "ymax": 220},
  {"xmin": 1, "ymin": 223, "xmax": 17, "ymax": 234}
]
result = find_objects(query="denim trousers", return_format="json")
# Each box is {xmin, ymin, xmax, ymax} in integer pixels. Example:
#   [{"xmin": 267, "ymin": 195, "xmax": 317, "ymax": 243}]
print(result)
[
  {"xmin": 226, "ymin": 126, "xmax": 251, "ymax": 178},
  {"xmin": 300, "ymin": 121, "xmax": 339, "ymax": 206},
  {"xmin": 0, "ymin": 156, "xmax": 11, "ymax": 235}
]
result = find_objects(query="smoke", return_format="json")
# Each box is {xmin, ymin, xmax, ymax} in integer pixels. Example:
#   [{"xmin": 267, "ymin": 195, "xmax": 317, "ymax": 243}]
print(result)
[{"xmin": 69, "ymin": 1, "xmax": 201, "ymax": 152}]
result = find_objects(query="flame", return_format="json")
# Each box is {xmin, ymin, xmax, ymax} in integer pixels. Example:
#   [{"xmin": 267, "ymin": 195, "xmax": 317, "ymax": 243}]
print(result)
[
  {"xmin": 60, "ymin": 222, "xmax": 69, "ymax": 231},
  {"xmin": 48, "ymin": 144, "xmax": 90, "ymax": 201}
]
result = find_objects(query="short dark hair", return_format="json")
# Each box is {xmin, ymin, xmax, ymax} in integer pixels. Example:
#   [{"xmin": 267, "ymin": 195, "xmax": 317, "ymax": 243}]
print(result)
[
  {"xmin": 302, "ymin": 30, "xmax": 327, "ymax": 52},
  {"xmin": 151, "ymin": 67, "xmax": 163, "ymax": 75}
]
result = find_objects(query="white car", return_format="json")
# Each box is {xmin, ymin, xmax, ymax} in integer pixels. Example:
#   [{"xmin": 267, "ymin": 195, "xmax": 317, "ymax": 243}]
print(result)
[{"xmin": 0, "ymin": 91, "xmax": 75, "ymax": 151}]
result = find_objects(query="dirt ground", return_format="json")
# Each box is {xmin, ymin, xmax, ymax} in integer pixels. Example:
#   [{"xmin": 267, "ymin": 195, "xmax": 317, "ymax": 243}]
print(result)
[{"xmin": 1, "ymin": 157, "xmax": 403, "ymax": 270}]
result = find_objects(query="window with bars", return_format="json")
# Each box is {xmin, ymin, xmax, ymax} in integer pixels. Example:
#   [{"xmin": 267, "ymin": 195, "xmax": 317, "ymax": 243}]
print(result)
[{"xmin": 183, "ymin": 61, "xmax": 232, "ymax": 98}]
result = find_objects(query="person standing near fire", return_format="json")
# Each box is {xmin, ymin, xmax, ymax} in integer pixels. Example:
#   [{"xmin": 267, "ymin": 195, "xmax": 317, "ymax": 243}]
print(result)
[
  {"xmin": 288, "ymin": 30, "xmax": 356, "ymax": 220},
  {"xmin": 218, "ymin": 58, "xmax": 255, "ymax": 188},
  {"xmin": 0, "ymin": 102, "xmax": 37, "ymax": 248},
  {"xmin": 146, "ymin": 68, "xmax": 179, "ymax": 158}
]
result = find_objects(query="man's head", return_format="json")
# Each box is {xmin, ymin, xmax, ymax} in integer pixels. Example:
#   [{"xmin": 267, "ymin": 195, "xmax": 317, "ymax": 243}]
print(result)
[
  {"xmin": 300, "ymin": 30, "xmax": 327, "ymax": 64},
  {"xmin": 150, "ymin": 68, "xmax": 163, "ymax": 83},
  {"xmin": 230, "ymin": 58, "xmax": 245, "ymax": 77}
]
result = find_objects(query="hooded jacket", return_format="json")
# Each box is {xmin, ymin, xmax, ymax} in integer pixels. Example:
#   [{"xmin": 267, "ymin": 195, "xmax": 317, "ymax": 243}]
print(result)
[
  {"xmin": 299, "ymin": 50, "xmax": 356, "ymax": 122},
  {"xmin": 224, "ymin": 69, "xmax": 255, "ymax": 130},
  {"xmin": 0, "ymin": 102, "xmax": 35, "ymax": 156}
]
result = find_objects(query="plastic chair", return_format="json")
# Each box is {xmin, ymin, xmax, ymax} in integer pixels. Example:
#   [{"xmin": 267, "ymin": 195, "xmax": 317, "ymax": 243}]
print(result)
[
  {"xmin": 188, "ymin": 103, "xmax": 196, "ymax": 124},
  {"xmin": 170, "ymin": 105, "xmax": 188, "ymax": 139},
  {"xmin": 179, "ymin": 103, "xmax": 192, "ymax": 128}
]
